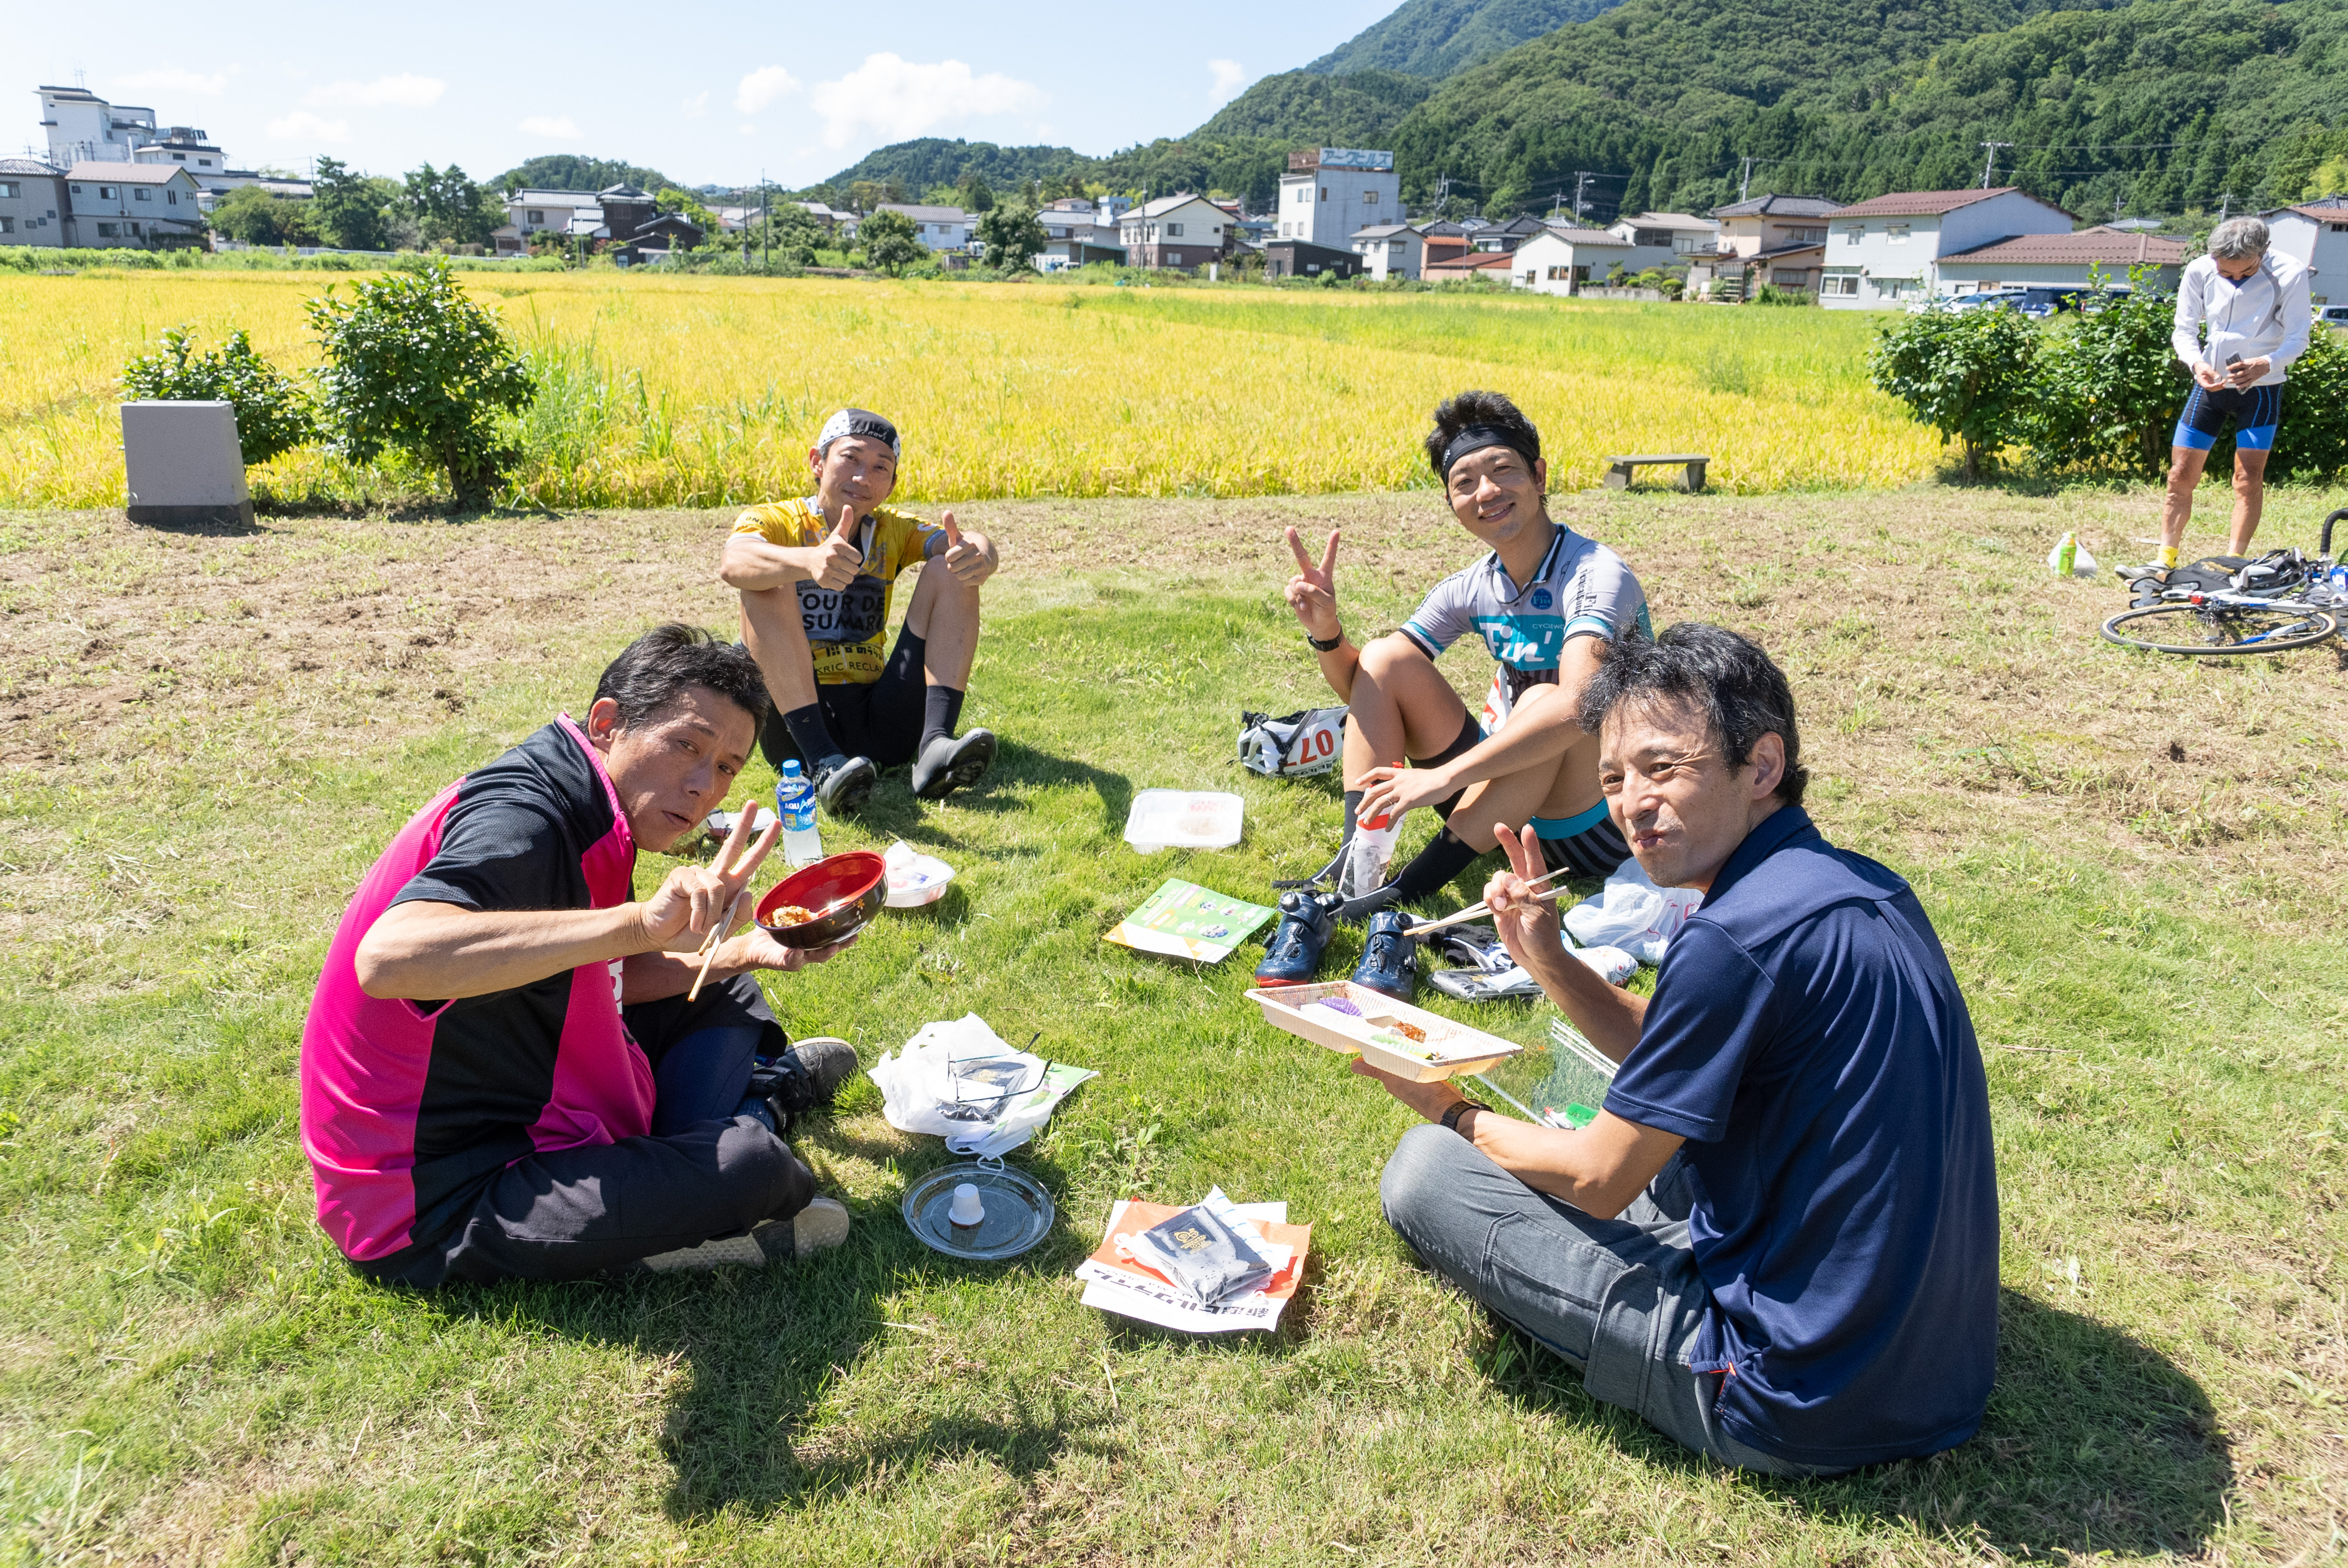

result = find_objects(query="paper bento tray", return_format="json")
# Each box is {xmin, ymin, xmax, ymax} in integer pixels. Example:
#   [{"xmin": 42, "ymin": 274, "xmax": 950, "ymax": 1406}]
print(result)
[{"xmin": 1243, "ymin": 981, "xmax": 1525, "ymax": 1082}]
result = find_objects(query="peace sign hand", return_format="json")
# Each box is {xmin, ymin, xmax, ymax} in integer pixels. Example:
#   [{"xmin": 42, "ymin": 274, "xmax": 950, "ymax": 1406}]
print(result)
[
  {"xmin": 639, "ymin": 804, "xmax": 781, "ymax": 952},
  {"xmin": 1485, "ymin": 823, "xmax": 1564, "ymax": 973},
  {"xmin": 1283, "ymin": 525, "xmax": 1341, "ymax": 642}
]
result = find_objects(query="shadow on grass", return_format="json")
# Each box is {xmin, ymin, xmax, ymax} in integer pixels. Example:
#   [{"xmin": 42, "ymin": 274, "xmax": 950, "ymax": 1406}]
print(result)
[
  {"xmin": 1475, "ymin": 1286, "xmax": 2225, "ymax": 1558},
  {"xmin": 416, "ymin": 1128, "xmax": 1111, "ymax": 1524}
]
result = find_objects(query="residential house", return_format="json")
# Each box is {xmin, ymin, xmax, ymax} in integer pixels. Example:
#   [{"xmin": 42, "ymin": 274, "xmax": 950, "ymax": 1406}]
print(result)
[
  {"xmin": 495, "ymin": 188, "xmax": 604, "ymax": 254},
  {"xmin": 62, "ymin": 161, "xmax": 205, "ymax": 248},
  {"xmin": 37, "ymin": 86, "xmax": 157, "ymax": 164},
  {"xmin": 1036, "ymin": 198, "xmax": 1124, "ymax": 270},
  {"xmin": 0, "ymin": 158, "xmax": 66, "ymax": 247},
  {"xmin": 1351, "ymin": 222, "xmax": 1425, "ymax": 280},
  {"xmin": 1470, "ymin": 215, "xmax": 1547, "ymax": 252},
  {"xmin": 799, "ymin": 200, "xmax": 857, "ymax": 234},
  {"xmin": 1934, "ymin": 225, "xmax": 2188, "ymax": 296},
  {"xmin": 2263, "ymin": 197, "xmax": 2348, "ymax": 306},
  {"xmin": 1820, "ymin": 188, "xmax": 2073, "ymax": 308},
  {"xmin": 1215, "ymin": 200, "xmax": 1274, "ymax": 249},
  {"xmin": 1275, "ymin": 147, "xmax": 1398, "ymax": 246},
  {"xmin": 877, "ymin": 203, "xmax": 974, "ymax": 251},
  {"xmin": 1424, "ymin": 249, "xmax": 1517, "ymax": 285},
  {"xmin": 129, "ymin": 127, "xmax": 226, "ymax": 179},
  {"xmin": 1511, "ymin": 225, "xmax": 1636, "ymax": 295},
  {"xmin": 1118, "ymin": 193, "xmax": 1229, "ymax": 269},
  {"xmin": 1709, "ymin": 193, "xmax": 1842, "ymax": 259},
  {"xmin": 1606, "ymin": 211, "xmax": 1718, "ymax": 264},
  {"xmin": 1418, "ymin": 219, "xmax": 1469, "ymax": 270},
  {"xmin": 1264, "ymin": 239, "xmax": 1362, "ymax": 280}
]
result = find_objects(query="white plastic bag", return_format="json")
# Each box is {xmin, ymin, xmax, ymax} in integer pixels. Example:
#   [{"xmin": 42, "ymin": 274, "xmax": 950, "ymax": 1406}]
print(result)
[
  {"xmin": 867, "ymin": 1014, "xmax": 1094, "ymax": 1158},
  {"xmin": 1563, "ymin": 859, "xmax": 1703, "ymax": 966},
  {"xmin": 2044, "ymin": 538, "xmax": 2099, "ymax": 579}
]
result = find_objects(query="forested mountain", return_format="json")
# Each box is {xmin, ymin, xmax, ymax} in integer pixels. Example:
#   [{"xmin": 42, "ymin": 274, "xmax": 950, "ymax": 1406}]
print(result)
[
  {"xmin": 492, "ymin": 154, "xmax": 675, "ymax": 194},
  {"xmin": 1307, "ymin": 0, "xmax": 1634, "ymax": 78},
  {"xmin": 816, "ymin": 138, "xmax": 1088, "ymax": 198},
  {"xmin": 1194, "ymin": 69, "xmax": 1433, "ymax": 142},
  {"xmin": 1389, "ymin": 0, "xmax": 2348, "ymax": 218}
]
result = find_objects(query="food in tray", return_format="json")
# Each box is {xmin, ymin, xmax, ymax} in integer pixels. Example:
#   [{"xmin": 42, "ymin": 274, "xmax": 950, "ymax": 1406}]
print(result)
[{"xmin": 766, "ymin": 904, "xmax": 817, "ymax": 927}]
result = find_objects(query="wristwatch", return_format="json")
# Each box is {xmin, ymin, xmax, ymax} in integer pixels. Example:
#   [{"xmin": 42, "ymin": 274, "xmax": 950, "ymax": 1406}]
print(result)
[
  {"xmin": 1308, "ymin": 629, "xmax": 1345, "ymax": 652},
  {"xmin": 1439, "ymin": 1098, "xmax": 1488, "ymax": 1135}
]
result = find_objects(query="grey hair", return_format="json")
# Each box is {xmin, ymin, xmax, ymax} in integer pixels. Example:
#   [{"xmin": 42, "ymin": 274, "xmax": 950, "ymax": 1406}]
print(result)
[{"xmin": 2207, "ymin": 217, "xmax": 2270, "ymax": 260}]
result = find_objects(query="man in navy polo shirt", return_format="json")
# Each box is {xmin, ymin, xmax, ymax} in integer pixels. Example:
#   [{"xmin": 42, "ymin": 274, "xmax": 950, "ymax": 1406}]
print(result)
[{"xmin": 1361, "ymin": 622, "xmax": 1998, "ymax": 1474}]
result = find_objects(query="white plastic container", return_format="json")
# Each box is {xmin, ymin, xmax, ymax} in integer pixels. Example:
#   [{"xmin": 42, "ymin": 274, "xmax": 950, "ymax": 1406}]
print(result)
[
  {"xmin": 1122, "ymin": 790, "xmax": 1244, "ymax": 852},
  {"xmin": 883, "ymin": 840, "xmax": 956, "ymax": 908}
]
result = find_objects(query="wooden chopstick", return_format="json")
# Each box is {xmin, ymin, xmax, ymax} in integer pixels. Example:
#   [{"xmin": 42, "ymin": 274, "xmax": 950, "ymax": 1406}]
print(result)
[
  {"xmin": 686, "ymin": 808, "xmax": 764, "ymax": 1003},
  {"xmin": 1402, "ymin": 866, "xmax": 1574, "ymax": 939}
]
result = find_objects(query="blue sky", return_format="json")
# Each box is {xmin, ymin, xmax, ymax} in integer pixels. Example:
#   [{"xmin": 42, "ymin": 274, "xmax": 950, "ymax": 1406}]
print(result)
[{"xmin": 17, "ymin": 0, "xmax": 1398, "ymax": 188}]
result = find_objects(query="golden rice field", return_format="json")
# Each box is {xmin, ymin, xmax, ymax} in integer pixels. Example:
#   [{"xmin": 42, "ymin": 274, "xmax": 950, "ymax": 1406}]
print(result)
[{"xmin": 0, "ymin": 271, "xmax": 1945, "ymax": 508}]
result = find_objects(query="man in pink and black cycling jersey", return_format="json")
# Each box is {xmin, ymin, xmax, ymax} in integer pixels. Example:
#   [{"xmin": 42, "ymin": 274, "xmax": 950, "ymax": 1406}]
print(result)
[{"xmin": 300, "ymin": 625, "xmax": 859, "ymax": 1286}]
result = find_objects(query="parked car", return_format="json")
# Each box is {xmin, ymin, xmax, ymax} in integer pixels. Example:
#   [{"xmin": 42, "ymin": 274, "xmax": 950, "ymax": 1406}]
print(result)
[{"xmin": 2321, "ymin": 304, "xmax": 2348, "ymax": 327}]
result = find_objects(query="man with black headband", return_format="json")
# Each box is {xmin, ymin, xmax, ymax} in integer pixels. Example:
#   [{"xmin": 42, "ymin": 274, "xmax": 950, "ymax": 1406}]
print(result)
[
  {"xmin": 721, "ymin": 408, "xmax": 1000, "ymax": 814},
  {"xmin": 1263, "ymin": 390, "xmax": 1650, "ymax": 997}
]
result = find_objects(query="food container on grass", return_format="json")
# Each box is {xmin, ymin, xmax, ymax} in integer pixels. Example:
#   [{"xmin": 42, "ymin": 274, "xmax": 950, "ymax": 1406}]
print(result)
[
  {"xmin": 882, "ymin": 840, "xmax": 955, "ymax": 909},
  {"xmin": 1123, "ymin": 790, "xmax": 1244, "ymax": 852},
  {"xmin": 756, "ymin": 851, "xmax": 886, "ymax": 947},
  {"xmin": 1244, "ymin": 980, "xmax": 1523, "ymax": 1082}
]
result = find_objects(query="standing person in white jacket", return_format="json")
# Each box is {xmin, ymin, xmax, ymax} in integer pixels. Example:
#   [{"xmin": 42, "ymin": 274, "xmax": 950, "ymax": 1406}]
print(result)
[{"xmin": 2147, "ymin": 216, "xmax": 2313, "ymax": 573}]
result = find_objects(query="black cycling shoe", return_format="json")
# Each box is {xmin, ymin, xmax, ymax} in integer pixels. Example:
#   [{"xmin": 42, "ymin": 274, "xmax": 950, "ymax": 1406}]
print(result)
[
  {"xmin": 745, "ymin": 1036, "xmax": 858, "ymax": 1134},
  {"xmin": 1350, "ymin": 909, "xmax": 1420, "ymax": 1002},
  {"xmin": 1255, "ymin": 889, "xmax": 1342, "ymax": 988},
  {"xmin": 910, "ymin": 729, "xmax": 997, "ymax": 801},
  {"xmin": 813, "ymin": 755, "xmax": 879, "ymax": 817}
]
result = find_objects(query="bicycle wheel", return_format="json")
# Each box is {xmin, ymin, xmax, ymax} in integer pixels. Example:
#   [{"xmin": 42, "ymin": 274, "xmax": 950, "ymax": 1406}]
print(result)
[{"xmin": 2100, "ymin": 602, "xmax": 2339, "ymax": 654}]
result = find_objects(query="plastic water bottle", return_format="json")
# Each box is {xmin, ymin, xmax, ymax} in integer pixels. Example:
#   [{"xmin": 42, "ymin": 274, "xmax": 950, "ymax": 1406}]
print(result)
[
  {"xmin": 2056, "ymin": 532, "xmax": 2078, "ymax": 578},
  {"xmin": 776, "ymin": 762, "xmax": 823, "ymax": 866},
  {"xmin": 1343, "ymin": 769, "xmax": 1402, "ymax": 898}
]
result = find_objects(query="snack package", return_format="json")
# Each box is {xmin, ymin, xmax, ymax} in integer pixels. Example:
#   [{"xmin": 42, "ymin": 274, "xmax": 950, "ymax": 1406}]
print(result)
[{"xmin": 1127, "ymin": 1203, "xmax": 1275, "ymax": 1304}]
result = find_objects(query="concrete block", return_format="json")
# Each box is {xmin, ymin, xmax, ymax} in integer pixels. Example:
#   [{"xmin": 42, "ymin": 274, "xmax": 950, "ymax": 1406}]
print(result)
[{"xmin": 121, "ymin": 400, "xmax": 254, "ymax": 528}]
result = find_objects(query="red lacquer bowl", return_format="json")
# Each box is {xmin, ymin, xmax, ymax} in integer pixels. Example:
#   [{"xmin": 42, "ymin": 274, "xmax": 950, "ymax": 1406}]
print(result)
[{"xmin": 755, "ymin": 851, "xmax": 887, "ymax": 948}]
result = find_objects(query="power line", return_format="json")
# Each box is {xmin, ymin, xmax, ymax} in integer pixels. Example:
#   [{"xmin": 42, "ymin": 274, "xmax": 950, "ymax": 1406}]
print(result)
[{"xmin": 1979, "ymin": 141, "xmax": 2014, "ymax": 187}]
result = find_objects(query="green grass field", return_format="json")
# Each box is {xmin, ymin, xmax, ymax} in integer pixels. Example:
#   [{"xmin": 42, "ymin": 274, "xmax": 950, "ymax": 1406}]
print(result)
[{"xmin": 3, "ymin": 484, "xmax": 2346, "ymax": 1564}]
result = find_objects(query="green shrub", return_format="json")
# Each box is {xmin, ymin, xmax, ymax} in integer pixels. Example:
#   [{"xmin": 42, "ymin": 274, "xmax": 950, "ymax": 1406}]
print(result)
[
  {"xmin": 1869, "ymin": 303, "xmax": 2041, "ymax": 479},
  {"xmin": 2265, "ymin": 325, "xmax": 2348, "ymax": 481},
  {"xmin": 119, "ymin": 324, "xmax": 316, "ymax": 466},
  {"xmin": 976, "ymin": 203, "xmax": 1048, "ymax": 273},
  {"xmin": 304, "ymin": 257, "xmax": 535, "ymax": 508},
  {"xmin": 2020, "ymin": 269, "xmax": 2186, "ymax": 480}
]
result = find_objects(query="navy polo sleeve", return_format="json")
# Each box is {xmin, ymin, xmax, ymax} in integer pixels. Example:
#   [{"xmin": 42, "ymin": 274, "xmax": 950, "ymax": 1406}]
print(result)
[
  {"xmin": 1603, "ymin": 920, "xmax": 1778, "ymax": 1142},
  {"xmin": 394, "ymin": 787, "xmax": 572, "ymax": 914}
]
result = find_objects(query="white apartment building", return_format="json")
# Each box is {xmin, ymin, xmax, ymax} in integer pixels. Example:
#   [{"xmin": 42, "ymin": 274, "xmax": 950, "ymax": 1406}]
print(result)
[
  {"xmin": 61, "ymin": 161, "xmax": 207, "ymax": 248},
  {"xmin": 0, "ymin": 158, "xmax": 65, "ymax": 246},
  {"xmin": 876, "ymin": 203, "xmax": 974, "ymax": 251},
  {"xmin": 1276, "ymin": 147, "xmax": 1398, "ymax": 247},
  {"xmin": 2263, "ymin": 197, "xmax": 2348, "ymax": 305},
  {"xmin": 1036, "ymin": 197, "xmax": 1124, "ymax": 270},
  {"xmin": 37, "ymin": 85, "xmax": 158, "ymax": 164},
  {"xmin": 1819, "ymin": 187, "xmax": 2072, "ymax": 308},
  {"xmin": 1350, "ymin": 221, "xmax": 1425, "ymax": 280},
  {"xmin": 1118, "ymin": 193, "xmax": 1228, "ymax": 269}
]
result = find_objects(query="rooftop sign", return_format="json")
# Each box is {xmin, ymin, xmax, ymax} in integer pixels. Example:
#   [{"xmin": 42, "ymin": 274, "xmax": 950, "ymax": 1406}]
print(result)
[{"xmin": 1288, "ymin": 147, "xmax": 1395, "ymax": 172}]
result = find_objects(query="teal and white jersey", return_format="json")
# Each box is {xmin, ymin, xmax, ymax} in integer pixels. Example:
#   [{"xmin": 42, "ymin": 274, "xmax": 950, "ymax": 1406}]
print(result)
[{"xmin": 1398, "ymin": 525, "xmax": 1650, "ymax": 701}]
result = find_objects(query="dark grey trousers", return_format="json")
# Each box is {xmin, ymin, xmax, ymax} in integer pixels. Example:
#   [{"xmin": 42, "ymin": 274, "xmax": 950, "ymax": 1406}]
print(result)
[
  {"xmin": 1379, "ymin": 1123, "xmax": 1825, "ymax": 1476},
  {"xmin": 367, "ymin": 974, "xmax": 816, "ymax": 1288}
]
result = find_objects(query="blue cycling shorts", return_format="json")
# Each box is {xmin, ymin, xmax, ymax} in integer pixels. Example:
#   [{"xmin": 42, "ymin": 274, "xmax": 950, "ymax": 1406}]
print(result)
[{"xmin": 2174, "ymin": 381, "xmax": 2283, "ymax": 452}]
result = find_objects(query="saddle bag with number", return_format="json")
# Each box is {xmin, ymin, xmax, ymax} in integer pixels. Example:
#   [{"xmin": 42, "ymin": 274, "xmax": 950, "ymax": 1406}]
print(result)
[{"xmin": 1238, "ymin": 705, "xmax": 1347, "ymax": 778}]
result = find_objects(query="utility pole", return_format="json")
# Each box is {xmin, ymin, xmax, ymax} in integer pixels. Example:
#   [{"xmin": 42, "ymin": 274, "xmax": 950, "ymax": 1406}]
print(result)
[
  {"xmin": 1737, "ymin": 155, "xmax": 1755, "ymax": 203},
  {"xmin": 2217, "ymin": 191, "xmax": 2233, "ymax": 219},
  {"xmin": 1433, "ymin": 173, "xmax": 1451, "ymax": 218},
  {"xmin": 759, "ymin": 171, "xmax": 768, "ymax": 274},
  {"xmin": 1573, "ymin": 171, "xmax": 1595, "ymax": 221},
  {"xmin": 1978, "ymin": 141, "xmax": 2012, "ymax": 188}
]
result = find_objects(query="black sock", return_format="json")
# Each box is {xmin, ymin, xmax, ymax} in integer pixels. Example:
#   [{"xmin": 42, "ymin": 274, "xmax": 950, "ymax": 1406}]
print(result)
[
  {"xmin": 1387, "ymin": 829, "xmax": 1483, "ymax": 906},
  {"xmin": 782, "ymin": 704, "xmax": 846, "ymax": 773},
  {"xmin": 922, "ymin": 685, "xmax": 965, "ymax": 750},
  {"xmin": 1341, "ymin": 790, "xmax": 1363, "ymax": 845}
]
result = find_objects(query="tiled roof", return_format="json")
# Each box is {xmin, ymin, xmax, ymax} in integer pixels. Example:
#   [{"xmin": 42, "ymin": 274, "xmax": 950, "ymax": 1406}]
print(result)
[
  {"xmin": 64, "ymin": 160, "xmax": 196, "ymax": 184},
  {"xmin": 1425, "ymin": 250, "xmax": 1516, "ymax": 271},
  {"xmin": 0, "ymin": 157, "xmax": 62, "ymax": 176},
  {"xmin": 1832, "ymin": 188, "xmax": 2060, "ymax": 219},
  {"xmin": 1939, "ymin": 225, "xmax": 2190, "ymax": 265},
  {"xmin": 1619, "ymin": 212, "xmax": 1714, "ymax": 229},
  {"xmin": 1709, "ymin": 193, "xmax": 1844, "ymax": 219}
]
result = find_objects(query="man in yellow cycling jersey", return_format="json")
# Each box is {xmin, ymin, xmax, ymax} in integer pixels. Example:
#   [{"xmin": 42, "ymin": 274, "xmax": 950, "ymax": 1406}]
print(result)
[{"xmin": 720, "ymin": 409, "xmax": 1000, "ymax": 815}]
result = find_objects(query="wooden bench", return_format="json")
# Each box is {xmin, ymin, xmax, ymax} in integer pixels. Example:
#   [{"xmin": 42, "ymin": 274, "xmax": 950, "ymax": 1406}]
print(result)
[{"xmin": 1602, "ymin": 453, "xmax": 1708, "ymax": 492}]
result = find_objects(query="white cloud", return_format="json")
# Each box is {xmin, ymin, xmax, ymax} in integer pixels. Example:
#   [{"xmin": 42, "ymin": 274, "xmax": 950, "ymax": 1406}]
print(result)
[
  {"xmin": 1207, "ymin": 59, "xmax": 1248, "ymax": 106},
  {"xmin": 682, "ymin": 90, "xmax": 711, "ymax": 118},
  {"xmin": 112, "ymin": 66, "xmax": 230, "ymax": 97},
  {"xmin": 306, "ymin": 73, "xmax": 445, "ymax": 109},
  {"xmin": 736, "ymin": 65, "xmax": 800, "ymax": 114},
  {"xmin": 519, "ymin": 115, "xmax": 583, "ymax": 141},
  {"xmin": 739, "ymin": 123, "xmax": 759, "ymax": 137},
  {"xmin": 809, "ymin": 54, "xmax": 1043, "ymax": 149},
  {"xmin": 264, "ymin": 110, "xmax": 348, "ymax": 142}
]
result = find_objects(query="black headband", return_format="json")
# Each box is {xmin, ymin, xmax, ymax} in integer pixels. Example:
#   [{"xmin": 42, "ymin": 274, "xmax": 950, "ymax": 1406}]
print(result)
[{"xmin": 1439, "ymin": 424, "xmax": 1538, "ymax": 482}]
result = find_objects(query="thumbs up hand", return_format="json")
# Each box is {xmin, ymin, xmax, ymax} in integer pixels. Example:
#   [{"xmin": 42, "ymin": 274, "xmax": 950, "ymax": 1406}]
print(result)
[
  {"xmin": 803, "ymin": 503, "xmax": 864, "ymax": 590},
  {"xmin": 937, "ymin": 510, "xmax": 997, "ymax": 586}
]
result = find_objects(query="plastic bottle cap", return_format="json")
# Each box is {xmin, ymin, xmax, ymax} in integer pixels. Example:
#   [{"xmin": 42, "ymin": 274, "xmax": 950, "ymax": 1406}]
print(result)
[{"xmin": 948, "ymin": 1183, "xmax": 985, "ymax": 1226}]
